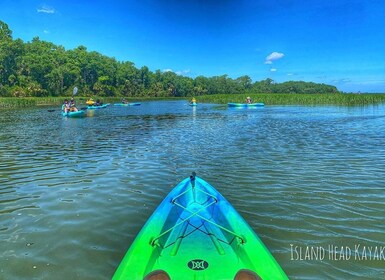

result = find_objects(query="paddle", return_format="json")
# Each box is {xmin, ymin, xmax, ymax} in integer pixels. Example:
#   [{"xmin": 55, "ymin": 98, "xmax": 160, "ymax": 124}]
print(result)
[
  {"xmin": 48, "ymin": 86, "xmax": 79, "ymax": 112},
  {"xmin": 67, "ymin": 87, "xmax": 80, "ymax": 111}
]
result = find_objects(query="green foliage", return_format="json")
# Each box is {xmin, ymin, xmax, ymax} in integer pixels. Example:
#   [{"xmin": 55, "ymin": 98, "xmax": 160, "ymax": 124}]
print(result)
[
  {"xmin": 0, "ymin": 20, "xmax": 348, "ymax": 100},
  {"xmin": 0, "ymin": 21, "xmax": 12, "ymax": 41}
]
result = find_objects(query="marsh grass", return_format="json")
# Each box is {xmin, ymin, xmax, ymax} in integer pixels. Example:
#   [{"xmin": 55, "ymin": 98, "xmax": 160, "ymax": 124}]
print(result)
[
  {"xmin": 2, "ymin": 94, "xmax": 385, "ymax": 108},
  {"xmin": 197, "ymin": 93, "xmax": 385, "ymax": 106},
  {"xmin": 0, "ymin": 96, "xmax": 189, "ymax": 109},
  {"xmin": 0, "ymin": 98, "xmax": 38, "ymax": 108},
  {"xmin": 0, "ymin": 97, "xmax": 76, "ymax": 108}
]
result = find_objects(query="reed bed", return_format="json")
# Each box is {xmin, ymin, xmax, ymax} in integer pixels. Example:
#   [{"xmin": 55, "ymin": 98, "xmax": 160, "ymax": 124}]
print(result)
[
  {"xmin": 0, "ymin": 97, "xmax": 78, "ymax": 108},
  {"xmin": 2, "ymin": 94, "xmax": 385, "ymax": 109},
  {"xmin": 0, "ymin": 98, "xmax": 38, "ymax": 108},
  {"xmin": 0, "ymin": 96, "xmax": 186, "ymax": 109},
  {"xmin": 197, "ymin": 93, "xmax": 385, "ymax": 106}
]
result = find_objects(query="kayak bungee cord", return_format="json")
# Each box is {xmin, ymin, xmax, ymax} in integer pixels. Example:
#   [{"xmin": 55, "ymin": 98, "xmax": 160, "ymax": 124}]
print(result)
[{"xmin": 151, "ymin": 174, "xmax": 245, "ymax": 249}]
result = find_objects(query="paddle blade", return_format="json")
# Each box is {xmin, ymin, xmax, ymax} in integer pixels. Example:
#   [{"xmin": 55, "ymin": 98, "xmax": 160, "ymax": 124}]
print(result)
[{"xmin": 73, "ymin": 87, "xmax": 78, "ymax": 95}]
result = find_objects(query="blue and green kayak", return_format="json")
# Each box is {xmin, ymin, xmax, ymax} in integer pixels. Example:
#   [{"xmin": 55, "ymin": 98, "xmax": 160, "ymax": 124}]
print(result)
[
  {"xmin": 189, "ymin": 102, "xmax": 197, "ymax": 106},
  {"xmin": 228, "ymin": 102, "xmax": 265, "ymax": 108},
  {"xmin": 114, "ymin": 102, "xmax": 141, "ymax": 106},
  {"xmin": 62, "ymin": 110, "xmax": 85, "ymax": 118},
  {"xmin": 113, "ymin": 174, "xmax": 288, "ymax": 280},
  {"xmin": 87, "ymin": 104, "xmax": 109, "ymax": 109}
]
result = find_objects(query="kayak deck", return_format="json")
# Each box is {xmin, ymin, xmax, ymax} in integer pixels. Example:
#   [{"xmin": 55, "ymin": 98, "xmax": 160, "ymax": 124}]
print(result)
[
  {"xmin": 62, "ymin": 110, "xmax": 85, "ymax": 117},
  {"xmin": 228, "ymin": 103, "xmax": 265, "ymax": 107},
  {"xmin": 113, "ymin": 176, "xmax": 288, "ymax": 280},
  {"xmin": 87, "ymin": 103, "xmax": 110, "ymax": 109},
  {"xmin": 150, "ymin": 190, "xmax": 247, "ymax": 279},
  {"xmin": 114, "ymin": 103, "xmax": 141, "ymax": 106}
]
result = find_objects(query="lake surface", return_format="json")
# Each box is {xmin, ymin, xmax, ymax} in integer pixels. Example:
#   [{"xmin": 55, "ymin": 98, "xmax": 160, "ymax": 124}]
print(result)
[{"xmin": 1, "ymin": 100, "xmax": 385, "ymax": 279}]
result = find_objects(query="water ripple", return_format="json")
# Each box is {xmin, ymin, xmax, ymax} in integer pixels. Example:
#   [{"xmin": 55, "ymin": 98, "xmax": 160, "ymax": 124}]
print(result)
[{"xmin": 1, "ymin": 103, "xmax": 385, "ymax": 279}]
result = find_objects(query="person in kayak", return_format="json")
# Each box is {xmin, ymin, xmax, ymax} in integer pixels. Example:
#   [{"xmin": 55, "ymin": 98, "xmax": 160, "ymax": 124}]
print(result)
[
  {"xmin": 69, "ymin": 97, "xmax": 78, "ymax": 112},
  {"xmin": 86, "ymin": 98, "xmax": 95, "ymax": 105},
  {"xmin": 121, "ymin": 98, "xmax": 128, "ymax": 104},
  {"xmin": 246, "ymin": 96, "xmax": 252, "ymax": 104},
  {"xmin": 62, "ymin": 100, "xmax": 70, "ymax": 113},
  {"xmin": 190, "ymin": 97, "xmax": 197, "ymax": 106}
]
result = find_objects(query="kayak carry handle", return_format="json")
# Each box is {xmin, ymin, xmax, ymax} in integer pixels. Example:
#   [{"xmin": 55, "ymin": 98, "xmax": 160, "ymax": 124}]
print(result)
[{"xmin": 190, "ymin": 172, "xmax": 196, "ymax": 188}]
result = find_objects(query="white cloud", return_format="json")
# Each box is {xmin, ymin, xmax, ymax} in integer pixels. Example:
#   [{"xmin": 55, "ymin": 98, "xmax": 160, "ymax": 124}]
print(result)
[
  {"xmin": 176, "ymin": 69, "xmax": 191, "ymax": 76},
  {"xmin": 37, "ymin": 5, "xmax": 55, "ymax": 14},
  {"xmin": 43, "ymin": 30, "xmax": 50, "ymax": 34},
  {"xmin": 162, "ymin": 69, "xmax": 191, "ymax": 76},
  {"xmin": 265, "ymin": 52, "xmax": 284, "ymax": 64},
  {"xmin": 332, "ymin": 78, "xmax": 351, "ymax": 84},
  {"xmin": 270, "ymin": 68, "xmax": 277, "ymax": 72}
]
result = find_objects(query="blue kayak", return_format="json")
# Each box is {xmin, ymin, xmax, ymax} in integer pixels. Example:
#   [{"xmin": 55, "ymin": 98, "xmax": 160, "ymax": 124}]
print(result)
[
  {"xmin": 228, "ymin": 102, "xmax": 265, "ymax": 108},
  {"xmin": 189, "ymin": 102, "xmax": 197, "ymax": 106},
  {"xmin": 62, "ymin": 110, "xmax": 85, "ymax": 118},
  {"xmin": 87, "ymin": 104, "xmax": 109, "ymax": 109},
  {"xmin": 114, "ymin": 103, "xmax": 141, "ymax": 106}
]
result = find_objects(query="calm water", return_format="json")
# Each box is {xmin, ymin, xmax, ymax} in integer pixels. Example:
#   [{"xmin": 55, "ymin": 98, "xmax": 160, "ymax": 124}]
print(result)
[{"xmin": 1, "ymin": 101, "xmax": 385, "ymax": 279}]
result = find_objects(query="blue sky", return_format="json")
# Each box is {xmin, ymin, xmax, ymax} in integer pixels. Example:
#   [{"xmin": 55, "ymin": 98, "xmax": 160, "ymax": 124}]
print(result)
[{"xmin": 1, "ymin": 0, "xmax": 385, "ymax": 92}]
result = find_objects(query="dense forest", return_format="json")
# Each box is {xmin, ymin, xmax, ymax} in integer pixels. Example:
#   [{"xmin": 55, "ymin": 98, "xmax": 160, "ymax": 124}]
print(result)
[{"xmin": 0, "ymin": 21, "xmax": 340, "ymax": 98}]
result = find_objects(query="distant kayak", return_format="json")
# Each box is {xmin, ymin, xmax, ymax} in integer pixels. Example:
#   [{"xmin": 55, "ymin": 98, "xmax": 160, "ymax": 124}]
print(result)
[
  {"xmin": 87, "ymin": 104, "xmax": 109, "ymax": 109},
  {"xmin": 112, "ymin": 174, "xmax": 288, "ymax": 280},
  {"xmin": 113, "ymin": 103, "xmax": 141, "ymax": 106},
  {"xmin": 228, "ymin": 102, "xmax": 265, "ymax": 107},
  {"xmin": 62, "ymin": 110, "xmax": 85, "ymax": 118},
  {"xmin": 189, "ymin": 102, "xmax": 197, "ymax": 106}
]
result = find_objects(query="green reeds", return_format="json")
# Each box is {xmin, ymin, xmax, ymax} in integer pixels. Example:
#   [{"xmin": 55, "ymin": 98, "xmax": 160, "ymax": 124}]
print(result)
[
  {"xmin": 0, "ymin": 97, "xmax": 100, "ymax": 108},
  {"xmin": 197, "ymin": 93, "xmax": 385, "ymax": 106},
  {"xmin": 0, "ymin": 98, "xmax": 37, "ymax": 108},
  {"xmin": 2, "ymin": 94, "xmax": 385, "ymax": 109}
]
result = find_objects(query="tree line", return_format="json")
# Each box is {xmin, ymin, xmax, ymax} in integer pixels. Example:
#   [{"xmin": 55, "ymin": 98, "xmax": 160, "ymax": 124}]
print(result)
[{"xmin": 0, "ymin": 20, "xmax": 340, "ymax": 98}]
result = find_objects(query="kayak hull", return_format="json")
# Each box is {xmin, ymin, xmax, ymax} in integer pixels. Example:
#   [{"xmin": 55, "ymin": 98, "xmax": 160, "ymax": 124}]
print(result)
[
  {"xmin": 228, "ymin": 102, "xmax": 265, "ymax": 108},
  {"xmin": 87, "ymin": 104, "xmax": 109, "ymax": 109},
  {"xmin": 114, "ymin": 103, "xmax": 141, "ymax": 106},
  {"xmin": 113, "ymin": 176, "xmax": 288, "ymax": 280},
  {"xmin": 62, "ymin": 110, "xmax": 85, "ymax": 118},
  {"xmin": 189, "ymin": 102, "xmax": 197, "ymax": 106}
]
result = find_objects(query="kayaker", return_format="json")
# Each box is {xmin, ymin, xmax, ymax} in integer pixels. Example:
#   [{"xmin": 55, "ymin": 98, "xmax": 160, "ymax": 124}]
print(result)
[
  {"xmin": 191, "ymin": 97, "xmax": 196, "ymax": 103},
  {"xmin": 122, "ymin": 98, "xmax": 128, "ymax": 104},
  {"xmin": 246, "ymin": 96, "xmax": 252, "ymax": 104},
  {"xmin": 62, "ymin": 100, "xmax": 70, "ymax": 113},
  {"xmin": 69, "ymin": 97, "xmax": 78, "ymax": 112},
  {"xmin": 86, "ymin": 98, "xmax": 95, "ymax": 105}
]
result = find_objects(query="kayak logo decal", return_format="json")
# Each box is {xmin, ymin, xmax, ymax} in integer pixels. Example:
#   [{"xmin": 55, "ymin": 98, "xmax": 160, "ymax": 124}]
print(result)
[{"xmin": 187, "ymin": 259, "xmax": 209, "ymax": 270}]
